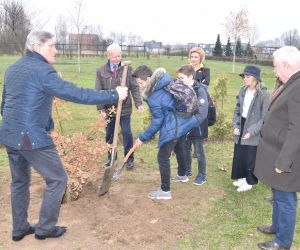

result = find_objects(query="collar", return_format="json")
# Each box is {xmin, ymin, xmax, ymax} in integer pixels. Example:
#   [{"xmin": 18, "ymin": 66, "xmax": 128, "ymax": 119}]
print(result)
[
  {"xmin": 25, "ymin": 50, "xmax": 49, "ymax": 64},
  {"xmin": 109, "ymin": 60, "xmax": 121, "ymax": 72}
]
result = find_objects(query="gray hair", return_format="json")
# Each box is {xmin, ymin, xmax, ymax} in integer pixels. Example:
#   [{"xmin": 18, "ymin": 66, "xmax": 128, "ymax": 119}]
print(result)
[
  {"xmin": 25, "ymin": 30, "xmax": 55, "ymax": 51},
  {"xmin": 107, "ymin": 43, "xmax": 121, "ymax": 53},
  {"xmin": 273, "ymin": 46, "xmax": 300, "ymax": 66}
]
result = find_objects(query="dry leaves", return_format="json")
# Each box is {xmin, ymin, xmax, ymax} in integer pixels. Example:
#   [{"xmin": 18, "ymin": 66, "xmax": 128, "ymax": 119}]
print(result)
[{"xmin": 51, "ymin": 118, "xmax": 107, "ymax": 201}]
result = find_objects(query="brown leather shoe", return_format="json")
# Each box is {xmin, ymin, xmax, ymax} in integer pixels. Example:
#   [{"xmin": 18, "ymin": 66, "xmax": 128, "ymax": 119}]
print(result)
[
  {"xmin": 257, "ymin": 225, "xmax": 276, "ymax": 234},
  {"xmin": 258, "ymin": 240, "xmax": 290, "ymax": 250}
]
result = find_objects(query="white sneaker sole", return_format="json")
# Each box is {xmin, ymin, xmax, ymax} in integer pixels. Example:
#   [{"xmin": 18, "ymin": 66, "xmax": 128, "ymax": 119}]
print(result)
[
  {"xmin": 172, "ymin": 178, "xmax": 189, "ymax": 183},
  {"xmin": 193, "ymin": 180, "xmax": 206, "ymax": 186},
  {"xmin": 148, "ymin": 195, "xmax": 172, "ymax": 200},
  {"xmin": 237, "ymin": 185, "xmax": 252, "ymax": 192}
]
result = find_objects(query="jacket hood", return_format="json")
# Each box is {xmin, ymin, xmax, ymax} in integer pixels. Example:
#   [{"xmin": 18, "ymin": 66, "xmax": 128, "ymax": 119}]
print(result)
[{"xmin": 142, "ymin": 68, "xmax": 171, "ymax": 99}]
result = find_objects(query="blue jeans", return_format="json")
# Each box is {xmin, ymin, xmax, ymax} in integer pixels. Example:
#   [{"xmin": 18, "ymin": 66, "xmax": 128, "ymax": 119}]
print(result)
[
  {"xmin": 157, "ymin": 136, "xmax": 187, "ymax": 192},
  {"xmin": 106, "ymin": 114, "xmax": 134, "ymax": 161},
  {"xmin": 186, "ymin": 138, "xmax": 206, "ymax": 178},
  {"xmin": 271, "ymin": 188, "xmax": 297, "ymax": 248}
]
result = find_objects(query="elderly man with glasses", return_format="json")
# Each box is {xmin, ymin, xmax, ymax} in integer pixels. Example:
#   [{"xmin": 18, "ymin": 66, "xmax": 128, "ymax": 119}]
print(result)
[{"xmin": 0, "ymin": 30, "xmax": 128, "ymax": 241}]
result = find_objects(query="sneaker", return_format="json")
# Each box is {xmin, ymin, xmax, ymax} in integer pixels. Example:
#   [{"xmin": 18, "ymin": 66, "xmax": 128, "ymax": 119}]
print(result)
[
  {"xmin": 185, "ymin": 171, "xmax": 192, "ymax": 177},
  {"xmin": 264, "ymin": 194, "xmax": 274, "ymax": 202},
  {"xmin": 232, "ymin": 178, "xmax": 246, "ymax": 187},
  {"xmin": 126, "ymin": 159, "xmax": 134, "ymax": 170},
  {"xmin": 171, "ymin": 175, "xmax": 189, "ymax": 183},
  {"xmin": 193, "ymin": 175, "xmax": 206, "ymax": 186},
  {"xmin": 148, "ymin": 188, "xmax": 172, "ymax": 200},
  {"xmin": 237, "ymin": 182, "xmax": 252, "ymax": 192}
]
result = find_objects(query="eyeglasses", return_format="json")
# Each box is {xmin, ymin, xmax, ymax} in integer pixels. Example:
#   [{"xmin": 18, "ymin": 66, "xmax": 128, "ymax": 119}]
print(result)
[{"xmin": 40, "ymin": 43, "xmax": 56, "ymax": 48}]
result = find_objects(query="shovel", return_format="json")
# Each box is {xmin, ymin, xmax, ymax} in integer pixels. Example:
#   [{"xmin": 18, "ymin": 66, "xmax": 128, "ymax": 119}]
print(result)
[
  {"xmin": 112, "ymin": 141, "xmax": 139, "ymax": 182},
  {"xmin": 98, "ymin": 61, "xmax": 131, "ymax": 196}
]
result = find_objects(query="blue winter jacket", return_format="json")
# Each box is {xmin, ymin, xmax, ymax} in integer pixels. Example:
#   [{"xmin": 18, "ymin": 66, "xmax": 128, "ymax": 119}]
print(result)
[
  {"xmin": 0, "ymin": 51, "xmax": 118, "ymax": 150},
  {"xmin": 139, "ymin": 70, "xmax": 199, "ymax": 147}
]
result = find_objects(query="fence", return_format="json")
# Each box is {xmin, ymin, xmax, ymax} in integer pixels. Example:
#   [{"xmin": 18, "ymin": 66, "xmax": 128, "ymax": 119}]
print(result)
[
  {"xmin": 55, "ymin": 44, "xmax": 148, "ymax": 57},
  {"xmin": 0, "ymin": 42, "xmax": 285, "ymax": 60}
]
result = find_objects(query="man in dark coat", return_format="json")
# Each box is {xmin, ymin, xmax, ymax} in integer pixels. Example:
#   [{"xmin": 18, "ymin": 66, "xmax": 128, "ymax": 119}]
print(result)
[
  {"xmin": 95, "ymin": 43, "xmax": 143, "ymax": 169},
  {"xmin": 254, "ymin": 46, "xmax": 300, "ymax": 250},
  {"xmin": 0, "ymin": 31, "xmax": 128, "ymax": 241}
]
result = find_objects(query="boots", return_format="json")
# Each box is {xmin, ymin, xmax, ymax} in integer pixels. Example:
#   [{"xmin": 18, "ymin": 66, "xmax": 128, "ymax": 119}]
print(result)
[{"xmin": 105, "ymin": 151, "xmax": 117, "ymax": 166}]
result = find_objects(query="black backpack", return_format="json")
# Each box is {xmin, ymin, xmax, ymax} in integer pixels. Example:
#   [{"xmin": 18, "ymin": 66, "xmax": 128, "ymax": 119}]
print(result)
[{"xmin": 201, "ymin": 86, "xmax": 216, "ymax": 126}]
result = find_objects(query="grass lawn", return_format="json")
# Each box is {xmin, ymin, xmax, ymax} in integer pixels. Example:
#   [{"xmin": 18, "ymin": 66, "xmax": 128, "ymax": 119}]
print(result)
[{"xmin": 1, "ymin": 54, "xmax": 300, "ymax": 249}]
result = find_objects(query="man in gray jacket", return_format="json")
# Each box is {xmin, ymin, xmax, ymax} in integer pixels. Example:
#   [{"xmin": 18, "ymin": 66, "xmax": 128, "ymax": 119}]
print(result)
[
  {"xmin": 255, "ymin": 46, "xmax": 300, "ymax": 250},
  {"xmin": 0, "ymin": 31, "xmax": 127, "ymax": 241}
]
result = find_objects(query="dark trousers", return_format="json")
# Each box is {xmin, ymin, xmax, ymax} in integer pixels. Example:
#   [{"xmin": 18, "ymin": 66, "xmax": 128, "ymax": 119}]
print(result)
[
  {"xmin": 272, "ymin": 188, "xmax": 297, "ymax": 248},
  {"xmin": 157, "ymin": 136, "xmax": 187, "ymax": 192},
  {"xmin": 186, "ymin": 138, "xmax": 206, "ymax": 178},
  {"xmin": 6, "ymin": 146, "xmax": 67, "ymax": 236},
  {"xmin": 106, "ymin": 114, "xmax": 134, "ymax": 161}
]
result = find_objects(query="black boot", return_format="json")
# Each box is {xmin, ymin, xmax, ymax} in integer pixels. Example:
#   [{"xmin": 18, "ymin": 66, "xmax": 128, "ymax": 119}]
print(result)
[
  {"xmin": 105, "ymin": 151, "xmax": 117, "ymax": 166},
  {"xmin": 105, "ymin": 151, "xmax": 112, "ymax": 166}
]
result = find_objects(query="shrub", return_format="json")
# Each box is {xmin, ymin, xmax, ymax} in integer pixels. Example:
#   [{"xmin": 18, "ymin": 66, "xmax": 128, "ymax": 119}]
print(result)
[{"xmin": 210, "ymin": 75, "xmax": 232, "ymax": 140}]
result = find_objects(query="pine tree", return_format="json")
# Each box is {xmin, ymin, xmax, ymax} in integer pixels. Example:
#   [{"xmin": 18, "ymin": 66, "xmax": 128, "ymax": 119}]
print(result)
[
  {"xmin": 213, "ymin": 34, "xmax": 223, "ymax": 56},
  {"xmin": 244, "ymin": 40, "xmax": 253, "ymax": 58},
  {"xmin": 235, "ymin": 37, "xmax": 243, "ymax": 56},
  {"xmin": 225, "ymin": 37, "xmax": 233, "ymax": 57}
]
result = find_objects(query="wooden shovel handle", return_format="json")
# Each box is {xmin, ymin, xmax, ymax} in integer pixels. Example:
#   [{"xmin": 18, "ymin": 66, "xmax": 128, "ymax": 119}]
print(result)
[
  {"xmin": 111, "ymin": 62, "xmax": 130, "ymax": 149},
  {"xmin": 124, "ymin": 142, "xmax": 139, "ymax": 163}
]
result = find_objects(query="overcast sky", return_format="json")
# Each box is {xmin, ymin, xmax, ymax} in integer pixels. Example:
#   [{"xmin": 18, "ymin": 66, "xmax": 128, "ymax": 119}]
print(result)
[{"xmin": 25, "ymin": 0, "xmax": 300, "ymax": 44}]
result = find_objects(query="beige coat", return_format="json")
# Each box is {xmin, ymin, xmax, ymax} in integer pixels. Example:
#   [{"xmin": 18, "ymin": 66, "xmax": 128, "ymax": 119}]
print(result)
[{"xmin": 254, "ymin": 71, "xmax": 300, "ymax": 192}]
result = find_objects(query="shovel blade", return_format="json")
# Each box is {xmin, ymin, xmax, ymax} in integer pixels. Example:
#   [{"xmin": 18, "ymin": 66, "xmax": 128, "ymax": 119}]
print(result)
[
  {"xmin": 98, "ymin": 160, "xmax": 117, "ymax": 196},
  {"xmin": 111, "ymin": 163, "xmax": 126, "ymax": 182}
]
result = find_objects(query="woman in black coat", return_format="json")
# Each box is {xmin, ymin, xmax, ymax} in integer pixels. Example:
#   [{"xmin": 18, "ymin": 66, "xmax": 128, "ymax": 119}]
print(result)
[{"xmin": 189, "ymin": 47, "xmax": 210, "ymax": 86}]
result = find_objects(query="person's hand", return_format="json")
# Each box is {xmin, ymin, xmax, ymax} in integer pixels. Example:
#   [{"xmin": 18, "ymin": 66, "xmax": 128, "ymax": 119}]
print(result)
[
  {"xmin": 242, "ymin": 132, "xmax": 251, "ymax": 139},
  {"xmin": 116, "ymin": 86, "xmax": 128, "ymax": 101},
  {"xmin": 137, "ymin": 105, "xmax": 144, "ymax": 112},
  {"xmin": 233, "ymin": 128, "xmax": 240, "ymax": 136},
  {"xmin": 136, "ymin": 138, "xmax": 143, "ymax": 147},
  {"xmin": 211, "ymin": 97, "xmax": 217, "ymax": 106},
  {"xmin": 100, "ymin": 110, "xmax": 106, "ymax": 119},
  {"xmin": 275, "ymin": 168, "xmax": 284, "ymax": 173}
]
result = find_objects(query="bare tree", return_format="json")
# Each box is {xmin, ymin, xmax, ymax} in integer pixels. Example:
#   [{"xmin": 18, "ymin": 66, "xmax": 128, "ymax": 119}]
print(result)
[
  {"xmin": 224, "ymin": 7, "xmax": 251, "ymax": 72},
  {"xmin": 127, "ymin": 32, "xmax": 144, "ymax": 46},
  {"xmin": 109, "ymin": 31, "xmax": 117, "ymax": 43},
  {"xmin": 250, "ymin": 24, "xmax": 260, "ymax": 45},
  {"xmin": 0, "ymin": 0, "xmax": 31, "ymax": 54},
  {"xmin": 128, "ymin": 32, "xmax": 137, "ymax": 45},
  {"xmin": 94, "ymin": 24, "xmax": 104, "ymax": 41},
  {"xmin": 109, "ymin": 31, "xmax": 126, "ymax": 45},
  {"xmin": 55, "ymin": 15, "xmax": 68, "ymax": 44},
  {"xmin": 281, "ymin": 29, "xmax": 300, "ymax": 47},
  {"xmin": 117, "ymin": 32, "xmax": 126, "ymax": 45},
  {"xmin": 70, "ymin": 0, "xmax": 85, "ymax": 73}
]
